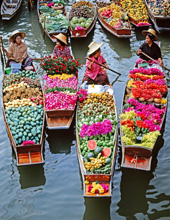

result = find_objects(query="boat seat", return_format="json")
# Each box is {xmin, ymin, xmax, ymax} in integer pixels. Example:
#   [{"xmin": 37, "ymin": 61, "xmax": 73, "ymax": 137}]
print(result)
[
  {"xmin": 6, "ymin": 0, "xmax": 18, "ymax": 3},
  {"xmin": 5, "ymin": 3, "xmax": 17, "ymax": 7}
]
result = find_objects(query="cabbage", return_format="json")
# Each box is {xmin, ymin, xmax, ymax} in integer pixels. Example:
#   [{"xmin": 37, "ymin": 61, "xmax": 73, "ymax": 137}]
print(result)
[
  {"xmin": 72, "ymin": 17, "xmax": 78, "ymax": 24},
  {"xmin": 79, "ymin": 17, "xmax": 85, "ymax": 23}
]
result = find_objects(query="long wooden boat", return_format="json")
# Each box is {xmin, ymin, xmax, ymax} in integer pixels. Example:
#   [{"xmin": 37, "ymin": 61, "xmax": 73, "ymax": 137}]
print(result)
[
  {"xmin": 76, "ymin": 84, "xmax": 118, "ymax": 197},
  {"xmin": 96, "ymin": 5, "xmax": 132, "ymax": 38},
  {"xmin": 120, "ymin": 65, "xmax": 167, "ymax": 171},
  {"xmin": 144, "ymin": 0, "xmax": 170, "ymax": 30},
  {"xmin": 1, "ymin": 0, "xmax": 22, "ymax": 20},
  {"xmin": 37, "ymin": 0, "xmax": 68, "ymax": 43},
  {"xmin": 2, "ymin": 66, "xmax": 45, "ymax": 166},
  {"xmin": 69, "ymin": 1, "xmax": 97, "ymax": 38}
]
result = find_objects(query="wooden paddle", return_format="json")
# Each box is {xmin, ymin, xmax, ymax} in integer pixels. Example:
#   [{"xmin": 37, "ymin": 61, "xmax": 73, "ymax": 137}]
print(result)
[
  {"xmin": 141, "ymin": 51, "xmax": 170, "ymax": 71},
  {"xmin": 85, "ymin": 57, "xmax": 121, "ymax": 75}
]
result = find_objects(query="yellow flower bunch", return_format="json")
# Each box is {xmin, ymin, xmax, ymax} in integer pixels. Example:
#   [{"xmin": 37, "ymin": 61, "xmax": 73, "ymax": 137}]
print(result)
[
  {"xmin": 48, "ymin": 74, "xmax": 74, "ymax": 80},
  {"xmin": 127, "ymin": 79, "xmax": 134, "ymax": 88},
  {"xmin": 161, "ymin": 98, "xmax": 167, "ymax": 104},
  {"xmin": 119, "ymin": 110, "xmax": 136, "ymax": 120},
  {"xmin": 91, "ymin": 182, "xmax": 104, "ymax": 194}
]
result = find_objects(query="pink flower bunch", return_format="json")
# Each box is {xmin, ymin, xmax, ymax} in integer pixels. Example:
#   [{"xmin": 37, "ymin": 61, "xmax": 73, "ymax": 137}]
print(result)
[
  {"xmin": 77, "ymin": 89, "xmax": 88, "ymax": 102},
  {"xmin": 145, "ymin": 79, "xmax": 165, "ymax": 85},
  {"xmin": 21, "ymin": 140, "xmax": 35, "ymax": 146},
  {"xmin": 75, "ymin": 26, "xmax": 85, "ymax": 30},
  {"xmin": 47, "ymin": 2, "xmax": 54, "ymax": 7},
  {"xmin": 80, "ymin": 119, "xmax": 113, "ymax": 138},
  {"xmin": 129, "ymin": 68, "xmax": 165, "ymax": 76},
  {"xmin": 137, "ymin": 22, "xmax": 150, "ymax": 26},
  {"xmin": 124, "ymin": 99, "xmax": 166, "ymax": 130},
  {"xmin": 45, "ymin": 92, "xmax": 77, "ymax": 110},
  {"xmin": 44, "ymin": 76, "xmax": 78, "ymax": 91}
]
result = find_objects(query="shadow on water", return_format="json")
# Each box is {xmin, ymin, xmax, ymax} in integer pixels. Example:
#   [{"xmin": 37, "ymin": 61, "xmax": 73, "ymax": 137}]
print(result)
[
  {"xmin": 71, "ymin": 28, "xmax": 95, "ymax": 64},
  {"xmin": 117, "ymin": 168, "xmax": 154, "ymax": 219},
  {"xmin": 46, "ymin": 122, "xmax": 75, "ymax": 154},
  {"xmin": 17, "ymin": 165, "xmax": 46, "ymax": 189},
  {"xmin": 83, "ymin": 197, "xmax": 111, "ymax": 220},
  {"xmin": 101, "ymin": 28, "xmax": 132, "ymax": 58}
]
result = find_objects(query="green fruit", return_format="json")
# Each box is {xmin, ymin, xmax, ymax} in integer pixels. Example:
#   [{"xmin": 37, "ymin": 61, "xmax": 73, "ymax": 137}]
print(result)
[
  {"xmin": 94, "ymin": 146, "xmax": 102, "ymax": 156},
  {"xmin": 86, "ymin": 152, "xmax": 94, "ymax": 161}
]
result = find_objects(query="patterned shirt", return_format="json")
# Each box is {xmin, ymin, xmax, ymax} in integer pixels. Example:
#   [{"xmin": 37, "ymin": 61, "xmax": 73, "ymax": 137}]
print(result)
[
  {"xmin": 53, "ymin": 45, "xmax": 71, "ymax": 58},
  {"xmin": 7, "ymin": 41, "xmax": 28, "ymax": 62}
]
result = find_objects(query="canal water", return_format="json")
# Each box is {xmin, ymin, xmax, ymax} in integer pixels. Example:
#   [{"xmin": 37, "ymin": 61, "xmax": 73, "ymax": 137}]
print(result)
[{"xmin": 0, "ymin": 1, "xmax": 170, "ymax": 219}]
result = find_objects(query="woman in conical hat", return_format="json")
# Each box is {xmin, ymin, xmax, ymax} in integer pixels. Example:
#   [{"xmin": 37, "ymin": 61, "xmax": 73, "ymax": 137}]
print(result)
[
  {"xmin": 136, "ymin": 28, "xmax": 163, "ymax": 67},
  {"xmin": 82, "ymin": 41, "xmax": 109, "ymax": 85},
  {"xmin": 53, "ymin": 33, "xmax": 71, "ymax": 58},
  {"xmin": 3, "ymin": 30, "xmax": 33, "ymax": 70}
]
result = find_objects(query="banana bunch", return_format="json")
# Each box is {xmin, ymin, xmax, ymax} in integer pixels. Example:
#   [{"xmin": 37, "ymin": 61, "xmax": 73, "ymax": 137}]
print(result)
[{"xmin": 84, "ymin": 153, "xmax": 107, "ymax": 171}]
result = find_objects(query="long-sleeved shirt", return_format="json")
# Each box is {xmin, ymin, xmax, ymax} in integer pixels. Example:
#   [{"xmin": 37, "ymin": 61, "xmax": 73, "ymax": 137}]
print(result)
[
  {"xmin": 7, "ymin": 41, "xmax": 28, "ymax": 62},
  {"xmin": 84, "ymin": 55, "xmax": 106, "ymax": 80}
]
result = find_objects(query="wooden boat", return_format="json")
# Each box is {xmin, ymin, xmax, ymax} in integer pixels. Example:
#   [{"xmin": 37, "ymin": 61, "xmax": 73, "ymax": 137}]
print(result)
[
  {"xmin": 37, "ymin": 0, "xmax": 68, "ymax": 43},
  {"xmin": 96, "ymin": 6, "xmax": 132, "ymax": 38},
  {"xmin": 1, "ymin": 0, "xmax": 22, "ymax": 20},
  {"xmin": 120, "ymin": 66, "xmax": 167, "ymax": 171},
  {"xmin": 2, "ymin": 66, "xmax": 45, "ymax": 166},
  {"xmin": 144, "ymin": 0, "xmax": 170, "ymax": 30},
  {"xmin": 76, "ymin": 84, "xmax": 118, "ymax": 197},
  {"xmin": 69, "ymin": 1, "xmax": 97, "ymax": 38}
]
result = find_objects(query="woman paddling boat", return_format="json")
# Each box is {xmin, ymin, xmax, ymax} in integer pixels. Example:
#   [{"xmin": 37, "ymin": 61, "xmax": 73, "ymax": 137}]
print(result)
[
  {"xmin": 3, "ymin": 30, "xmax": 33, "ymax": 71},
  {"xmin": 136, "ymin": 28, "xmax": 163, "ymax": 67},
  {"xmin": 82, "ymin": 41, "xmax": 110, "ymax": 85}
]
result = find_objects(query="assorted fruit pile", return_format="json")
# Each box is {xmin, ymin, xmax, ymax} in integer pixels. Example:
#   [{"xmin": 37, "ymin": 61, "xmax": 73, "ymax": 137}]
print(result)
[
  {"xmin": 43, "ymin": 73, "xmax": 78, "ymax": 110},
  {"xmin": 120, "ymin": 66, "xmax": 167, "ymax": 149},
  {"xmin": 39, "ymin": 0, "xmax": 69, "ymax": 33},
  {"xmin": 147, "ymin": 0, "xmax": 170, "ymax": 16},
  {"xmin": 98, "ymin": 3, "xmax": 130, "ymax": 29},
  {"xmin": 3, "ymin": 69, "xmax": 44, "ymax": 146},
  {"xmin": 69, "ymin": 1, "xmax": 95, "ymax": 31},
  {"xmin": 77, "ymin": 89, "xmax": 117, "ymax": 175},
  {"xmin": 120, "ymin": 0, "xmax": 149, "ymax": 25}
]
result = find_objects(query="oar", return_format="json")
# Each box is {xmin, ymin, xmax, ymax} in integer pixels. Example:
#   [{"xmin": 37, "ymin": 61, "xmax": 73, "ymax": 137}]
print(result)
[
  {"xmin": 141, "ymin": 51, "xmax": 170, "ymax": 71},
  {"xmin": 85, "ymin": 57, "xmax": 121, "ymax": 75}
]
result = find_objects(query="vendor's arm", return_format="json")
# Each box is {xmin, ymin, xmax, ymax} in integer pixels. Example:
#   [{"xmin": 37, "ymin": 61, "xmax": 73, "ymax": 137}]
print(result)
[
  {"xmin": 158, "ymin": 58, "xmax": 163, "ymax": 67},
  {"xmin": 86, "ymin": 57, "xmax": 93, "ymax": 70},
  {"xmin": 137, "ymin": 49, "xmax": 142, "ymax": 56},
  {"xmin": 103, "ymin": 62, "xmax": 109, "ymax": 69}
]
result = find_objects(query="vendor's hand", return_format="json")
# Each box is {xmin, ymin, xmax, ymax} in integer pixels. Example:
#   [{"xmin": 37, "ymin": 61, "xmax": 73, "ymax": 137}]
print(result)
[
  {"xmin": 159, "ymin": 60, "xmax": 163, "ymax": 67},
  {"xmin": 105, "ymin": 65, "xmax": 109, "ymax": 69},
  {"xmin": 137, "ymin": 49, "xmax": 142, "ymax": 55}
]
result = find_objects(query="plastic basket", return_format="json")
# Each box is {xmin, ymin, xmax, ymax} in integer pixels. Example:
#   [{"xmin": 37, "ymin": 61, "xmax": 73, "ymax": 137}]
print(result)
[
  {"xmin": 11, "ymin": 63, "xmax": 22, "ymax": 70},
  {"xmin": 5, "ymin": 67, "xmax": 11, "ymax": 75}
]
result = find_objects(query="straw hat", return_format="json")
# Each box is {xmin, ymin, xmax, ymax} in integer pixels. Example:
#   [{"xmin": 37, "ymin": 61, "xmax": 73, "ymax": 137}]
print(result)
[
  {"xmin": 9, "ymin": 30, "xmax": 26, "ymax": 42},
  {"xmin": 142, "ymin": 28, "xmax": 158, "ymax": 41},
  {"xmin": 88, "ymin": 41, "xmax": 102, "ymax": 56},
  {"xmin": 53, "ymin": 33, "xmax": 68, "ymax": 45}
]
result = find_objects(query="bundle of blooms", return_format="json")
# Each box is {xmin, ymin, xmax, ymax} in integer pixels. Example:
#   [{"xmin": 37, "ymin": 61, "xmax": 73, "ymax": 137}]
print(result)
[
  {"xmin": 131, "ymin": 87, "xmax": 162, "ymax": 100},
  {"xmin": 21, "ymin": 140, "xmax": 35, "ymax": 145},
  {"xmin": 88, "ymin": 182, "xmax": 109, "ymax": 194},
  {"xmin": 80, "ymin": 119, "xmax": 113, "ymax": 138},
  {"xmin": 120, "ymin": 98, "xmax": 166, "ymax": 148},
  {"xmin": 77, "ymin": 89, "xmax": 88, "ymax": 102},
  {"xmin": 137, "ymin": 22, "xmax": 150, "ymax": 26},
  {"xmin": 131, "ymin": 81, "xmax": 167, "ymax": 93},
  {"xmin": 129, "ymin": 73, "xmax": 164, "ymax": 81},
  {"xmin": 45, "ymin": 91, "xmax": 77, "ymax": 110},
  {"xmin": 44, "ymin": 75, "xmax": 78, "ymax": 94},
  {"xmin": 129, "ymin": 67, "xmax": 165, "ymax": 76}
]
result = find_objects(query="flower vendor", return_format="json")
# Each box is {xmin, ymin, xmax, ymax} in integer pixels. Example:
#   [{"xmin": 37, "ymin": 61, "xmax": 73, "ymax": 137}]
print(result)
[
  {"xmin": 3, "ymin": 30, "xmax": 33, "ymax": 70},
  {"xmin": 53, "ymin": 33, "xmax": 71, "ymax": 58},
  {"xmin": 136, "ymin": 28, "xmax": 163, "ymax": 67},
  {"xmin": 82, "ymin": 41, "xmax": 109, "ymax": 85}
]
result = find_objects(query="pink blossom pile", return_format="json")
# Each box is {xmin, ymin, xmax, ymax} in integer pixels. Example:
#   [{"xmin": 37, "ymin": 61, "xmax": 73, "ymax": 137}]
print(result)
[
  {"xmin": 137, "ymin": 22, "xmax": 150, "ymax": 26},
  {"xmin": 44, "ymin": 76, "xmax": 78, "ymax": 91},
  {"xmin": 145, "ymin": 79, "xmax": 166, "ymax": 85},
  {"xmin": 21, "ymin": 140, "xmax": 35, "ymax": 146},
  {"xmin": 77, "ymin": 89, "xmax": 88, "ymax": 102},
  {"xmin": 129, "ymin": 67, "xmax": 165, "ymax": 76},
  {"xmin": 125, "ymin": 98, "xmax": 166, "ymax": 131},
  {"xmin": 75, "ymin": 26, "xmax": 85, "ymax": 30},
  {"xmin": 80, "ymin": 119, "xmax": 113, "ymax": 138},
  {"xmin": 45, "ymin": 91, "xmax": 77, "ymax": 110}
]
